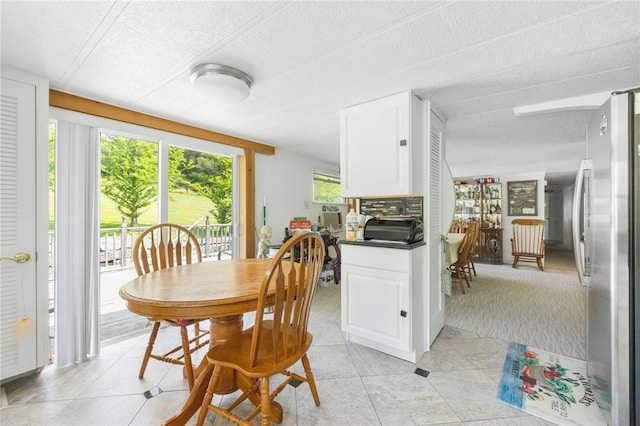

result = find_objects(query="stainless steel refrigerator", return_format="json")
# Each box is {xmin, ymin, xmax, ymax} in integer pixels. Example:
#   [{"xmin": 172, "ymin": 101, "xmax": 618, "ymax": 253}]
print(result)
[{"xmin": 573, "ymin": 88, "xmax": 638, "ymax": 425}]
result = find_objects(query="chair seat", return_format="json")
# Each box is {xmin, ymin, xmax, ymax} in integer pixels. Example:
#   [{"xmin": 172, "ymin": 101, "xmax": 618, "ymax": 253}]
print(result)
[
  {"xmin": 165, "ymin": 318, "xmax": 205, "ymax": 327},
  {"xmin": 206, "ymin": 323, "xmax": 313, "ymax": 378},
  {"xmin": 512, "ymin": 251, "xmax": 543, "ymax": 257}
]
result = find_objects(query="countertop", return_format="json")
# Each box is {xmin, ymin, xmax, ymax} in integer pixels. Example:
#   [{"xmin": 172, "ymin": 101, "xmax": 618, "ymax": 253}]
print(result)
[{"xmin": 338, "ymin": 239, "xmax": 426, "ymax": 250}]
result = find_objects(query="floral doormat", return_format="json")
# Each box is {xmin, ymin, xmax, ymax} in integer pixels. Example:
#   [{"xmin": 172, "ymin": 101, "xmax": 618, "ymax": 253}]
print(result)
[{"xmin": 497, "ymin": 342, "xmax": 606, "ymax": 425}]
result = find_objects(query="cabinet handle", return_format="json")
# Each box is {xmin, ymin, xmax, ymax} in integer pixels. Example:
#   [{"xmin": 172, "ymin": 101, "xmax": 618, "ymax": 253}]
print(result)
[
  {"xmin": 400, "ymin": 310, "xmax": 407, "ymax": 317},
  {"xmin": 399, "ymin": 139, "xmax": 407, "ymax": 146}
]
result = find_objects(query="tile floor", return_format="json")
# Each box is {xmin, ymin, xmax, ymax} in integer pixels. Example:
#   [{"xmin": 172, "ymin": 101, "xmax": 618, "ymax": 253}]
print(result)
[{"xmin": 1, "ymin": 284, "xmax": 555, "ymax": 426}]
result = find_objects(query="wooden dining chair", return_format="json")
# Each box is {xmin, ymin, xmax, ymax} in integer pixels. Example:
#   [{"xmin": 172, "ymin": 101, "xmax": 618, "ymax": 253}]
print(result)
[
  {"xmin": 132, "ymin": 223, "xmax": 209, "ymax": 389},
  {"xmin": 449, "ymin": 221, "xmax": 464, "ymax": 233},
  {"xmin": 466, "ymin": 221, "xmax": 480, "ymax": 280},
  {"xmin": 448, "ymin": 221, "xmax": 477, "ymax": 294},
  {"xmin": 510, "ymin": 219, "xmax": 546, "ymax": 271},
  {"xmin": 196, "ymin": 232, "xmax": 325, "ymax": 426}
]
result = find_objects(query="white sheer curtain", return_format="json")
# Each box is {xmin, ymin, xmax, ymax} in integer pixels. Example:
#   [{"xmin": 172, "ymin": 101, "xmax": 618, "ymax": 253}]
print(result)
[{"xmin": 54, "ymin": 121, "xmax": 101, "ymax": 367}]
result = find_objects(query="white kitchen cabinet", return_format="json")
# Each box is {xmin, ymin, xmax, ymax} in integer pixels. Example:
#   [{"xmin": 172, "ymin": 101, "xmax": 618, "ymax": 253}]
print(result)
[
  {"xmin": 340, "ymin": 243, "xmax": 426, "ymax": 363},
  {"xmin": 339, "ymin": 91, "xmax": 424, "ymax": 198}
]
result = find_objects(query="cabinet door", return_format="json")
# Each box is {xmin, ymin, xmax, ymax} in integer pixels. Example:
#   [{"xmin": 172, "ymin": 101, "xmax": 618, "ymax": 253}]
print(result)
[
  {"xmin": 479, "ymin": 228, "xmax": 503, "ymax": 264},
  {"xmin": 340, "ymin": 91, "xmax": 411, "ymax": 197},
  {"xmin": 0, "ymin": 76, "xmax": 40, "ymax": 380},
  {"xmin": 341, "ymin": 264, "xmax": 410, "ymax": 351}
]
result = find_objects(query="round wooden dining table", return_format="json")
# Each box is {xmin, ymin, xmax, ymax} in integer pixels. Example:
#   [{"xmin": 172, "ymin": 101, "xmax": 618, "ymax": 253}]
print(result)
[{"xmin": 119, "ymin": 258, "xmax": 282, "ymax": 426}]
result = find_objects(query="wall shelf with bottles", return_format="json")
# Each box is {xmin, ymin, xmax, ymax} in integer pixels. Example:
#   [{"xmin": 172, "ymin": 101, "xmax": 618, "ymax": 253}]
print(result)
[
  {"xmin": 452, "ymin": 177, "xmax": 503, "ymax": 264},
  {"xmin": 453, "ymin": 181, "xmax": 481, "ymax": 227},
  {"xmin": 481, "ymin": 182, "xmax": 502, "ymax": 229}
]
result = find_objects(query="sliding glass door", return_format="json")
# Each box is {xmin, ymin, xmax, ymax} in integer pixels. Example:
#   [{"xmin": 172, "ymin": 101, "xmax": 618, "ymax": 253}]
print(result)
[
  {"xmin": 97, "ymin": 132, "xmax": 235, "ymax": 341},
  {"xmin": 48, "ymin": 119, "xmax": 237, "ymax": 350}
]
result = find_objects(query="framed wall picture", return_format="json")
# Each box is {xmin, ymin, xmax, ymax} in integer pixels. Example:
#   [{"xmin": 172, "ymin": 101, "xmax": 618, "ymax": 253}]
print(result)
[{"xmin": 507, "ymin": 180, "xmax": 537, "ymax": 216}]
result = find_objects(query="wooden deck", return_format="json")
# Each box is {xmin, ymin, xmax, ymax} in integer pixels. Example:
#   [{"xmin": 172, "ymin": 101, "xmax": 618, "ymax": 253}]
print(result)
[{"xmin": 100, "ymin": 309, "xmax": 150, "ymax": 341}]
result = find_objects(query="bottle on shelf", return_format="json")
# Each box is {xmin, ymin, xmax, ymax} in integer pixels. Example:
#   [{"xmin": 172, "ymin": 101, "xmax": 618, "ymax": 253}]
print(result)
[{"xmin": 346, "ymin": 208, "xmax": 358, "ymax": 241}]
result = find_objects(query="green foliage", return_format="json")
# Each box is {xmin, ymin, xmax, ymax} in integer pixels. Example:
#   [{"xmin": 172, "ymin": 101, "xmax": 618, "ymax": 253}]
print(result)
[
  {"xmin": 98, "ymin": 190, "xmax": 216, "ymax": 228},
  {"xmin": 167, "ymin": 146, "xmax": 189, "ymax": 191},
  {"xmin": 47, "ymin": 127, "xmax": 233, "ymax": 230},
  {"xmin": 48, "ymin": 123, "xmax": 55, "ymax": 192},
  {"xmin": 42, "ymin": 131, "xmax": 235, "ymax": 228},
  {"xmin": 174, "ymin": 147, "xmax": 232, "ymax": 223},
  {"xmin": 166, "ymin": 190, "xmax": 223, "ymax": 226},
  {"xmin": 101, "ymin": 135, "xmax": 158, "ymax": 226}
]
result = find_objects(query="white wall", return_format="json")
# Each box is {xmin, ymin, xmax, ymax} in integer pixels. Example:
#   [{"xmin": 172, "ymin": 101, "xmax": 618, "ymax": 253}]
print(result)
[
  {"xmin": 562, "ymin": 184, "xmax": 575, "ymax": 248},
  {"xmin": 501, "ymin": 171, "xmax": 546, "ymax": 264},
  {"xmin": 254, "ymin": 148, "xmax": 346, "ymax": 247},
  {"xmin": 545, "ymin": 189, "xmax": 564, "ymax": 244}
]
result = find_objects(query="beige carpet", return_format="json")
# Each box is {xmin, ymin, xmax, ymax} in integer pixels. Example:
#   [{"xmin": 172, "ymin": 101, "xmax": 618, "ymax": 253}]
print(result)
[{"xmin": 445, "ymin": 245, "xmax": 586, "ymax": 360}]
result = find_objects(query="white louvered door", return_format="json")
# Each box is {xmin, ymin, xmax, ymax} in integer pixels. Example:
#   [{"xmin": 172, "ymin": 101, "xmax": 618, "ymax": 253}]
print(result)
[
  {"xmin": 427, "ymin": 110, "xmax": 445, "ymax": 345},
  {"xmin": 0, "ymin": 77, "xmax": 38, "ymax": 380}
]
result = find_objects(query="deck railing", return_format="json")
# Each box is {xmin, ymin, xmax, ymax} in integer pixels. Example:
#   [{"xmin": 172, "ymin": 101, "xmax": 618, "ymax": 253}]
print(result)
[{"xmin": 48, "ymin": 217, "xmax": 232, "ymax": 279}]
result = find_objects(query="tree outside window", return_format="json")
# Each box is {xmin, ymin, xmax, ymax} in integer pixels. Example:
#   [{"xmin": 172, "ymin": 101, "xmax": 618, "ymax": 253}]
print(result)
[
  {"xmin": 99, "ymin": 133, "xmax": 233, "ymax": 227},
  {"xmin": 100, "ymin": 134, "xmax": 158, "ymax": 227},
  {"xmin": 170, "ymin": 146, "xmax": 232, "ymax": 225}
]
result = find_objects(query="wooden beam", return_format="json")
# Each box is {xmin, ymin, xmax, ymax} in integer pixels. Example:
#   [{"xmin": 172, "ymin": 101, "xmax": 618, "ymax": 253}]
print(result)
[
  {"xmin": 239, "ymin": 150, "xmax": 256, "ymax": 258},
  {"xmin": 49, "ymin": 89, "xmax": 275, "ymax": 156}
]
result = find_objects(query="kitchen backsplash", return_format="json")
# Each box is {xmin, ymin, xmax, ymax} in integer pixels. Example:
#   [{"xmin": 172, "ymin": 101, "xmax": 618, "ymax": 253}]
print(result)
[{"xmin": 359, "ymin": 197, "xmax": 423, "ymax": 218}]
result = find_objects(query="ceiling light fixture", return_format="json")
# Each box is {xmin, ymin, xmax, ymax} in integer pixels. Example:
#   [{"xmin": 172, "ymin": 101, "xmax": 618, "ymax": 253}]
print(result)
[{"xmin": 190, "ymin": 63, "xmax": 253, "ymax": 103}]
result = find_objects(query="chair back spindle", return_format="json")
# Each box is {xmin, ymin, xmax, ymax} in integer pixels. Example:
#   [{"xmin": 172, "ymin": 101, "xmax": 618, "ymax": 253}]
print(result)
[{"xmin": 133, "ymin": 224, "xmax": 202, "ymax": 276}]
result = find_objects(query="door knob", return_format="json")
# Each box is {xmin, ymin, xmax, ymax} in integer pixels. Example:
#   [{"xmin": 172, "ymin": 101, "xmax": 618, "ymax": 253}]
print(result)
[{"xmin": 0, "ymin": 252, "xmax": 31, "ymax": 263}]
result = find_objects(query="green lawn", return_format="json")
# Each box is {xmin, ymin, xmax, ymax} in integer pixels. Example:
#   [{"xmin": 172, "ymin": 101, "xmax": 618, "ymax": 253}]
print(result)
[{"xmin": 49, "ymin": 191, "xmax": 218, "ymax": 229}]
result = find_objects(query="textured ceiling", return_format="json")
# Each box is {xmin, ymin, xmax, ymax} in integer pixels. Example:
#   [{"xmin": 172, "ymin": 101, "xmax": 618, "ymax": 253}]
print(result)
[{"xmin": 2, "ymin": 1, "xmax": 639, "ymax": 189}]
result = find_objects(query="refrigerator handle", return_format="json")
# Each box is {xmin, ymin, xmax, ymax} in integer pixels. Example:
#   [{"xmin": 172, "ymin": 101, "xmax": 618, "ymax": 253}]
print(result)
[{"xmin": 572, "ymin": 159, "xmax": 591, "ymax": 286}]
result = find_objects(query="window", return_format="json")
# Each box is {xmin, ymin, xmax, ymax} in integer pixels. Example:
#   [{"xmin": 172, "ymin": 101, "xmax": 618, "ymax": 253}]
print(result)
[
  {"xmin": 167, "ymin": 146, "xmax": 232, "ymax": 226},
  {"xmin": 313, "ymin": 171, "xmax": 343, "ymax": 204},
  {"xmin": 100, "ymin": 133, "xmax": 158, "ymax": 227},
  {"xmin": 49, "ymin": 108, "xmax": 242, "ymax": 346}
]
